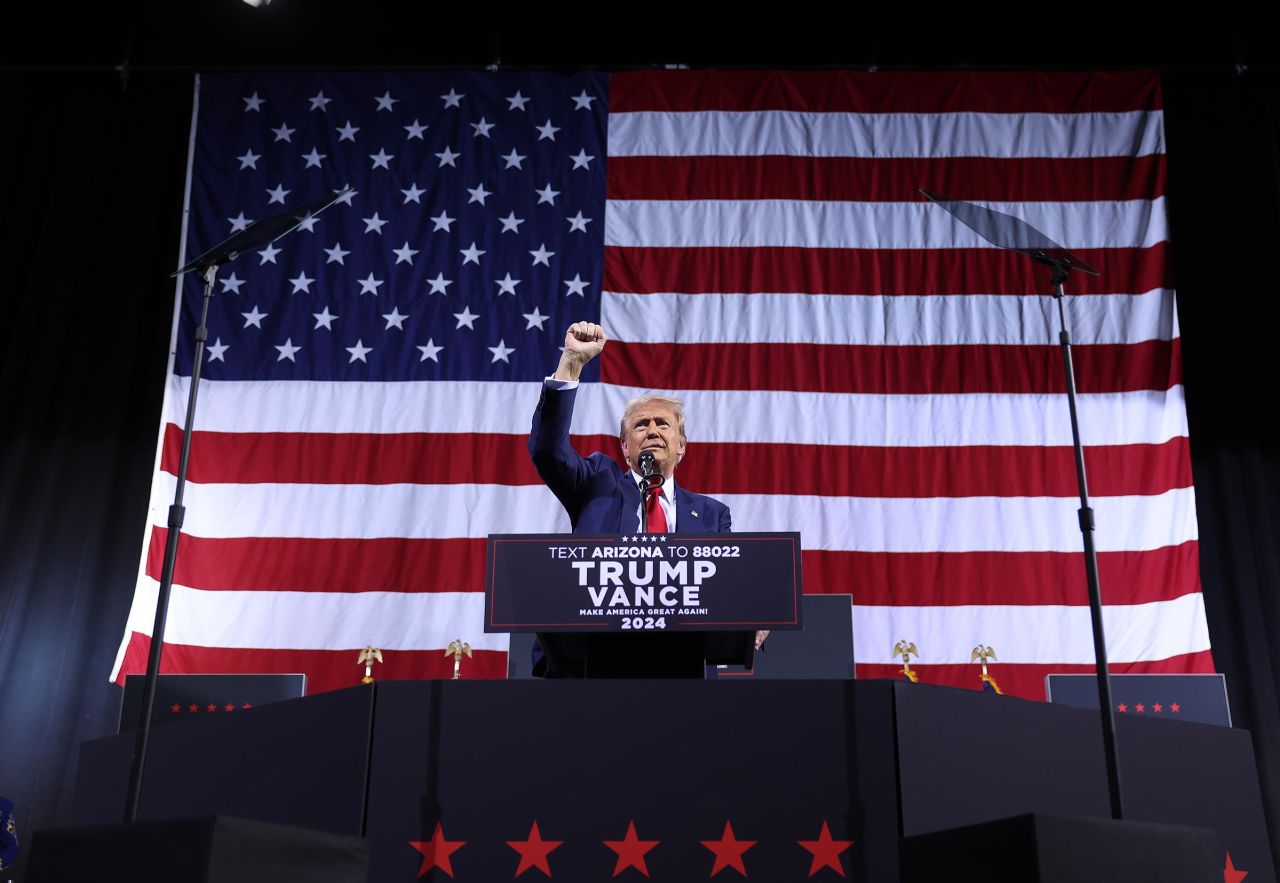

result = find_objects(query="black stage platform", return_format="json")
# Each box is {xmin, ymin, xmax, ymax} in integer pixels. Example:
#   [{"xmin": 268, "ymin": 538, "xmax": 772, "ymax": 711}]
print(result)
[{"xmin": 70, "ymin": 679, "xmax": 1274, "ymax": 882}]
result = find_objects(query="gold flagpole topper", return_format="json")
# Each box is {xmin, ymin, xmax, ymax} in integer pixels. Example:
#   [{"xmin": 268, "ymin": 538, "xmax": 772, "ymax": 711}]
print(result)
[
  {"xmin": 970, "ymin": 644, "xmax": 997, "ymax": 676},
  {"xmin": 893, "ymin": 639, "xmax": 919, "ymax": 681},
  {"xmin": 357, "ymin": 646, "xmax": 383, "ymax": 684},
  {"xmin": 445, "ymin": 640, "xmax": 472, "ymax": 680}
]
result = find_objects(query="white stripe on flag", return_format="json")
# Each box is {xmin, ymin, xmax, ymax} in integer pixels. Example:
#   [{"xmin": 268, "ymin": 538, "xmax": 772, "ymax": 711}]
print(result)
[
  {"xmin": 165, "ymin": 377, "xmax": 1190, "ymax": 448},
  {"xmin": 125, "ymin": 578, "xmax": 508, "ymax": 651},
  {"xmin": 853, "ymin": 591, "xmax": 1210, "ymax": 665},
  {"xmin": 607, "ymin": 110, "xmax": 1165, "ymax": 159},
  {"xmin": 602, "ymin": 289, "xmax": 1179, "ymax": 347},
  {"xmin": 604, "ymin": 198, "xmax": 1168, "ymax": 250},
  {"xmin": 150, "ymin": 472, "xmax": 1197, "ymax": 553}
]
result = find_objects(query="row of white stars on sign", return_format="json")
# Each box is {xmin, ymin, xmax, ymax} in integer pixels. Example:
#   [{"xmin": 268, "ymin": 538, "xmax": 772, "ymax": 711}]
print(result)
[
  {"xmin": 618, "ymin": 535, "xmax": 669, "ymax": 543},
  {"xmin": 236, "ymin": 144, "xmax": 595, "ymax": 172},
  {"xmin": 206, "ymin": 332, "xmax": 520, "ymax": 365},
  {"xmin": 241, "ymin": 88, "xmax": 597, "ymax": 115},
  {"xmin": 218, "ymin": 268, "xmax": 590, "ymax": 298},
  {"xmin": 233, "ymin": 304, "xmax": 553, "ymax": 332}
]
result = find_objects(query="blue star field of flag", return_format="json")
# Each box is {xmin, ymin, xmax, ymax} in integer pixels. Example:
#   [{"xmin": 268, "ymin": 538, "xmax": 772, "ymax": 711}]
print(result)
[{"xmin": 174, "ymin": 71, "xmax": 607, "ymax": 382}]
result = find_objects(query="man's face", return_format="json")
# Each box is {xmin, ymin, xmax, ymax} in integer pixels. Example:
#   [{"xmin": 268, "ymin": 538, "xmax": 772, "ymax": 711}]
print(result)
[{"xmin": 620, "ymin": 405, "xmax": 686, "ymax": 478}]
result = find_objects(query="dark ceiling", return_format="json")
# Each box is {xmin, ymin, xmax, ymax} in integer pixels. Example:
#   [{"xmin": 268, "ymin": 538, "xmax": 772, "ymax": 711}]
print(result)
[{"xmin": 7, "ymin": 4, "xmax": 1280, "ymax": 73}]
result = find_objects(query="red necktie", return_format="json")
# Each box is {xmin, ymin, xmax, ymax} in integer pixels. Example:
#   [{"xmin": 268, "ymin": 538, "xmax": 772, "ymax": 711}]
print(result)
[{"xmin": 645, "ymin": 484, "xmax": 669, "ymax": 533}]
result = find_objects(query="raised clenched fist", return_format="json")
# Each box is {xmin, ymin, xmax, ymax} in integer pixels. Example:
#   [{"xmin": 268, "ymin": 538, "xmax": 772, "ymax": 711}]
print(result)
[
  {"xmin": 563, "ymin": 322, "xmax": 607, "ymax": 362},
  {"xmin": 552, "ymin": 322, "xmax": 607, "ymax": 381}
]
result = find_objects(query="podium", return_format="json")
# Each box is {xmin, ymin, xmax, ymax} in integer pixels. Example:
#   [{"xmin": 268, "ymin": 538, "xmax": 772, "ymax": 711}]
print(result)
[{"xmin": 485, "ymin": 532, "xmax": 803, "ymax": 677}]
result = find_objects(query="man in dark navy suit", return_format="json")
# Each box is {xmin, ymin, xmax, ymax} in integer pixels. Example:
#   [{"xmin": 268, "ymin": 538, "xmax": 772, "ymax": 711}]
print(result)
[
  {"xmin": 528, "ymin": 322, "xmax": 757, "ymax": 677},
  {"xmin": 529, "ymin": 321, "xmax": 731, "ymax": 536}
]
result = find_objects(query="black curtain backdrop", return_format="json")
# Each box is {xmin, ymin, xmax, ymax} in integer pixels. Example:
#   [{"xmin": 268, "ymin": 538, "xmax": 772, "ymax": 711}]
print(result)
[{"xmin": 2, "ymin": 59, "xmax": 1279, "ymax": 880}]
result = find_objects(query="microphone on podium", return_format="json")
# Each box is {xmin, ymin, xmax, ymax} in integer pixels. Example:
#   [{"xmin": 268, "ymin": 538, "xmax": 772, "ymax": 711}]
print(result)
[{"xmin": 638, "ymin": 450, "xmax": 662, "ymax": 489}]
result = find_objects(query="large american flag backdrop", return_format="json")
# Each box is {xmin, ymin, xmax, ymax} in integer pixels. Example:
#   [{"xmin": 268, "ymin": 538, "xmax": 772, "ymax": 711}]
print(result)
[{"xmin": 112, "ymin": 69, "xmax": 1210, "ymax": 701}]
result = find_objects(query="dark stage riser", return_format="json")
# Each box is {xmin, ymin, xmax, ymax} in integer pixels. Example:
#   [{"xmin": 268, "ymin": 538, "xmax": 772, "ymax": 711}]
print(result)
[{"xmin": 72, "ymin": 680, "xmax": 1274, "ymax": 883}]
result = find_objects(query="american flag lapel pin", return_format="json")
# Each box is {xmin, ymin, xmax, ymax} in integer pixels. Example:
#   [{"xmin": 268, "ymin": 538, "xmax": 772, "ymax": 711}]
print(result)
[{"xmin": 691, "ymin": 510, "xmax": 699, "ymax": 518}]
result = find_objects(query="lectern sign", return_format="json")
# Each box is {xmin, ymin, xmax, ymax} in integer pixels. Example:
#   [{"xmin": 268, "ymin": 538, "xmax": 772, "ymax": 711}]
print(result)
[{"xmin": 485, "ymin": 533, "xmax": 802, "ymax": 633}]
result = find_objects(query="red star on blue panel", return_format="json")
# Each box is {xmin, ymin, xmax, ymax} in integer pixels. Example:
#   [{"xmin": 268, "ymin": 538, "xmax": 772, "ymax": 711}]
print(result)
[
  {"xmin": 604, "ymin": 820, "xmax": 659, "ymax": 877},
  {"xmin": 1224, "ymin": 851, "xmax": 1248, "ymax": 882},
  {"xmin": 506, "ymin": 820, "xmax": 563, "ymax": 877},
  {"xmin": 700, "ymin": 820, "xmax": 756, "ymax": 876},
  {"xmin": 410, "ymin": 823, "xmax": 465, "ymax": 878},
  {"xmin": 798, "ymin": 820, "xmax": 853, "ymax": 877}
]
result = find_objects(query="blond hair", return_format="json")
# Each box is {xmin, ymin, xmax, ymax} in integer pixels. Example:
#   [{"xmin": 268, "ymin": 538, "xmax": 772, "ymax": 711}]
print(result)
[{"xmin": 619, "ymin": 395, "xmax": 687, "ymax": 440}]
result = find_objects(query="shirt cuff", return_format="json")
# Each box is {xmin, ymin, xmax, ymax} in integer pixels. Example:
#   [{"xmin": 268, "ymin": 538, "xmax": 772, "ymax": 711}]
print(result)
[{"xmin": 544, "ymin": 376, "xmax": 579, "ymax": 390}]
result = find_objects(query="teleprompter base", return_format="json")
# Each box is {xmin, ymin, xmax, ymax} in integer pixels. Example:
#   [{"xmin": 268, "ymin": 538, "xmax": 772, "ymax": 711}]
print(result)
[
  {"xmin": 25, "ymin": 815, "xmax": 368, "ymax": 883},
  {"xmin": 900, "ymin": 813, "xmax": 1221, "ymax": 883}
]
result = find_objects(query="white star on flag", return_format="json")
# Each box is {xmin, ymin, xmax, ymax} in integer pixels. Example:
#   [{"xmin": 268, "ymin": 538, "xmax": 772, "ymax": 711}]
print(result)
[
  {"xmin": 426, "ymin": 273, "xmax": 452, "ymax": 295},
  {"xmin": 495, "ymin": 273, "xmax": 520, "ymax": 295},
  {"xmin": 312, "ymin": 307, "xmax": 338, "ymax": 330},
  {"xmin": 289, "ymin": 272, "xmax": 314, "ymax": 294},
  {"xmin": 345, "ymin": 340, "xmax": 372, "ymax": 362},
  {"xmin": 393, "ymin": 242, "xmax": 419, "ymax": 265}
]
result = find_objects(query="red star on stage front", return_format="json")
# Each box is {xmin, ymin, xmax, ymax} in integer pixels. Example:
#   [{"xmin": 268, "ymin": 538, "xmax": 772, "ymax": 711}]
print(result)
[
  {"xmin": 798, "ymin": 820, "xmax": 853, "ymax": 877},
  {"xmin": 409, "ymin": 823, "xmax": 466, "ymax": 878},
  {"xmin": 604, "ymin": 820, "xmax": 660, "ymax": 877},
  {"xmin": 700, "ymin": 820, "xmax": 756, "ymax": 877},
  {"xmin": 506, "ymin": 820, "xmax": 563, "ymax": 877},
  {"xmin": 1224, "ymin": 851, "xmax": 1248, "ymax": 882}
]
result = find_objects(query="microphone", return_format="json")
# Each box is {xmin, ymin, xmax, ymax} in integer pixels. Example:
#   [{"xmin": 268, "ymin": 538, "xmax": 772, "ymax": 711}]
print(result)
[{"xmin": 638, "ymin": 450, "xmax": 662, "ymax": 488}]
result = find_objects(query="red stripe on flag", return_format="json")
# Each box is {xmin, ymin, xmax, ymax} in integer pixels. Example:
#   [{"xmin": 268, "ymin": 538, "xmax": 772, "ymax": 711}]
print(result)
[
  {"xmin": 608, "ymin": 155, "xmax": 1166, "ymax": 202},
  {"xmin": 805, "ymin": 543, "xmax": 1202, "ymax": 607},
  {"xmin": 147, "ymin": 528, "xmax": 1200, "ymax": 607},
  {"xmin": 116, "ymin": 632, "xmax": 507, "ymax": 695},
  {"xmin": 160, "ymin": 426, "xmax": 608, "ymax": 485},
  {"xmin": 601, "ymin": 339, "xmax": 1182, "ymax": 394},
  {"xmin": 603, "ymin": 245, "xmax": 1171, "ymax": 296},
  {"xmin": 854, "ymin": 650, "xmax": 1215, "ymax": 702},
  {"xmin": 148, "ymin": 528, "xmax": 487, "ymax": 592},
  {"xmin": 160, "ymin": 428, "xmax": 1190, "ymax": 497},
  {"xmin": 610, "ymin": 70, "xmax": 1162, "ymax": 114},
  {"xmin": 680, "ymin": 437, "xmax": 1192, "ymax": 498}
]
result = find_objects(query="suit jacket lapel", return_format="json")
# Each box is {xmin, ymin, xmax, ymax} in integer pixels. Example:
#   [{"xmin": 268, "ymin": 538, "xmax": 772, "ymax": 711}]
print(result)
[
  {"xmin": 674, "ymin": 486, "xmax": 701, "ymax": 535},
  {"xmin": 620, "ymin": 472, "xmax": 643, "ymax": 533}
]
